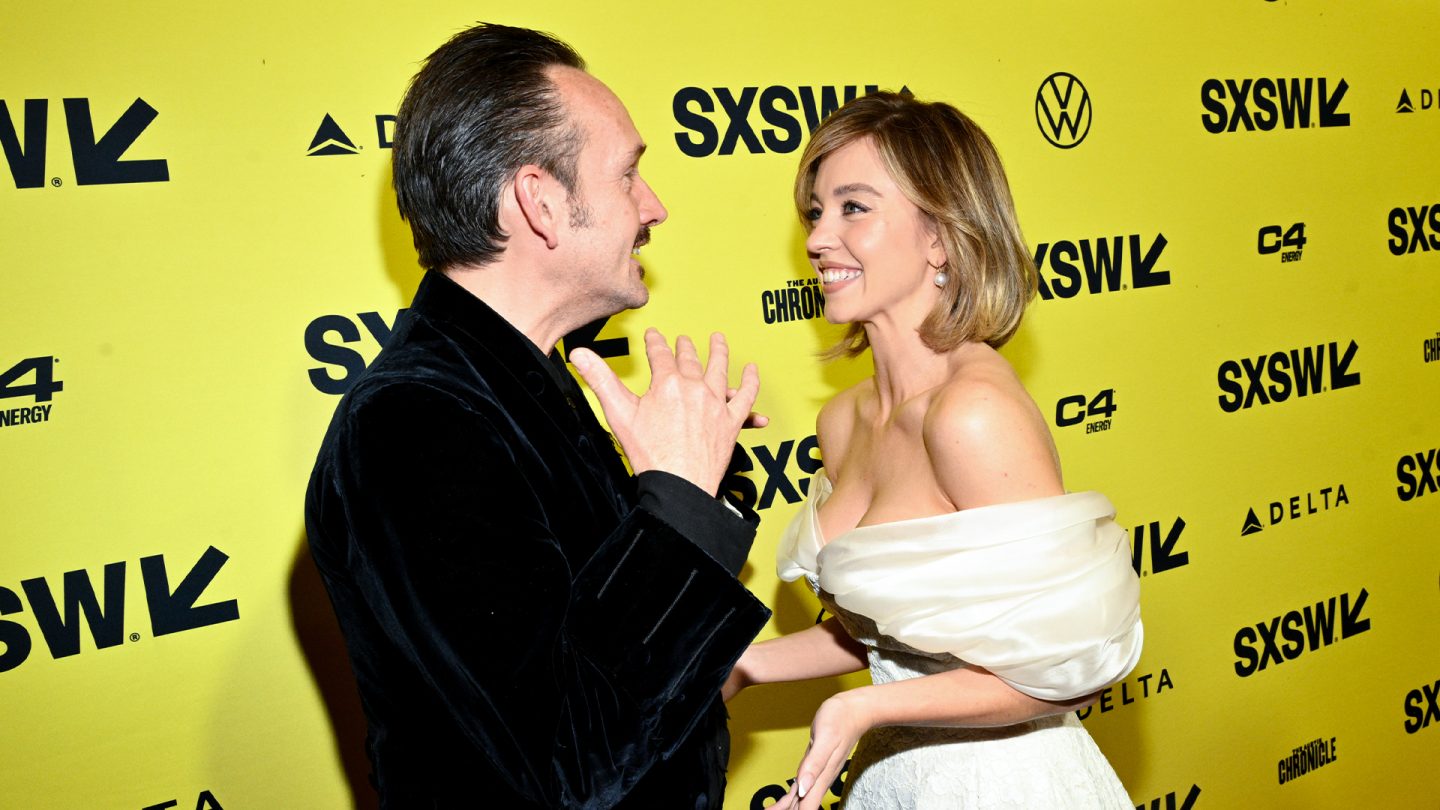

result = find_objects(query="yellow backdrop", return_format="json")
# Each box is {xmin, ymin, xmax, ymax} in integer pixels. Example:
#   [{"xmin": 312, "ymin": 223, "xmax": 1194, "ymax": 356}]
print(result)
[{"xmin": 2, "ymin": 2, "xmax": 1437, "ymax": 808}]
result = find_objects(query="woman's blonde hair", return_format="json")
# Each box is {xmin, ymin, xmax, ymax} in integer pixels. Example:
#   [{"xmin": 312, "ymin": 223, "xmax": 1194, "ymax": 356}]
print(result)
[{"xmin": 795, "ymin": 91, "xmax": 1037, "ymax": 355}]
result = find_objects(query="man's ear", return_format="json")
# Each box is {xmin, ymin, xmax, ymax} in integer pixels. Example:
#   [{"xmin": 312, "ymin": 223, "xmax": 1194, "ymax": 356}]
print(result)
[{"xmin": 511, "ymin": 164, "xmax": 562, "ymax": 250}]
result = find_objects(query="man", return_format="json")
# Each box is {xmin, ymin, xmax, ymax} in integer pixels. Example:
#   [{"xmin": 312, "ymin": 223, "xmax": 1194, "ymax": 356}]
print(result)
[{"xmin": 305, "ymin": 23, "xmax": 771, "ymax": 809}]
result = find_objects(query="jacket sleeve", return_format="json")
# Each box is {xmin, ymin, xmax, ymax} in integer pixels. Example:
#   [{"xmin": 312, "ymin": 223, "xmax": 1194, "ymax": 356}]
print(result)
[{"xmin": 329, "ymin": 381, "xmax": 770, "ymax": 808}]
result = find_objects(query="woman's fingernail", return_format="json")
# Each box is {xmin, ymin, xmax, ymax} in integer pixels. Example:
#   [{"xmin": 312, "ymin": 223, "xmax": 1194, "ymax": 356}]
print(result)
[{"xmin": 797, "ymin": 777, "xmax": 810, "ymax": 798}]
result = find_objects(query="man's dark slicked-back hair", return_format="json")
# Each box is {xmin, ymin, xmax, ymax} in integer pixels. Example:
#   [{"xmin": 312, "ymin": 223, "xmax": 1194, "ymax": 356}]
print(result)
[{"xmin": 393, "ymin": 24, "xmax": 585, "ymax": 271}]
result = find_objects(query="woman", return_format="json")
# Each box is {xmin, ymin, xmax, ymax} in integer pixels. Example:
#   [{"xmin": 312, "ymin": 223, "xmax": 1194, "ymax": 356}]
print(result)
[{"xmin": 724, "ymin": 93, "xmax": 1143, "ymax": 809}]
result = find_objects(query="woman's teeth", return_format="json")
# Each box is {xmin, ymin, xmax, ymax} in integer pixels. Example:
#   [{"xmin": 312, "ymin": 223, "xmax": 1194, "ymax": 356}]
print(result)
[{"xmin": 821, "ymin": 268, "xmax": 861, "ymax": 283}]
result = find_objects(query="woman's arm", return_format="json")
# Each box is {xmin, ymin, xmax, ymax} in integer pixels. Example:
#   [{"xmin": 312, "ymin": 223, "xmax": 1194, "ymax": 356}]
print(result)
[
  {"xmin": 777, "ymin": 369, "xmax": 1084, "ymax": 809},
  {"xmin": 724, "ymin": 617, "xmax": 868, "ymax": 700},
  {"xmin": 776, "ymin": 668, "xmax": 1099, "ymax": 809}
]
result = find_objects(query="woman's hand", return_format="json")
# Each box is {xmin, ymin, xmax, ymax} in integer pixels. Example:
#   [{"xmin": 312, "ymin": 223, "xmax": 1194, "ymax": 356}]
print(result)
[{"xmin": 773, "ymin": 689, "xmax": 872, "ymax": 809}]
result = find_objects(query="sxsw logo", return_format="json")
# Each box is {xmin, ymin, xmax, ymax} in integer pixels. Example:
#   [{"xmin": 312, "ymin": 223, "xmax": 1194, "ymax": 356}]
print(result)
[
  {"xmin": 1131, "ymin": 517, "xmax": 1188, "ymax": 578},
  {"xmin": 1201, "ymin": 77, "xmax": 1350, "ymax": 133},
  {"xmin": 672, "ymin": 84, "xmax": 899, "ymax": 157},
  {"xmin": 723, "ymin": 434, "xmax": 822, "ymax": 511},
  {"xmin": 1404, "ymin": 678, "xmax": 1440, "ymax": 734},
  {"xmin": 1240, "ymin": 483, "xmax": 1350, "ymax": 536},
  {"xmin": 1, "ymin": 98, "xmax": 169, "ymax": 188},
  {"xmin": 1232, "ymin": 588, "xmax": 1370, "ymax": 677},
  {"xmin": 1387, "ymin": 202, "xmax": 1439, "ymax": 255},
  {"xmin": 1216, "ymin": 340, "xmax": 1360, "ymax": 412},
  {"xmin": 1395, "ymin": 87, "xmax": 1440, "ymax": 114},
  {"xmin": 306, "ymin": 112, "xmax": 397, "ymax": 156},
  {"xmin": 1258, "ymin": 222, "xmax": 1306, "ymax": 263},
  {"xmin": 0, "ymin": 546, "xmax": 239, "ymax": 674},
  {"xmin": 1035, "ymin": 72, "xmax": 1091, "ymax": 148},
  {"xmin": 1032, "ymin": 234, "xmax": 1170, "ymax": 299},
  {"xmin": 305, "ymin": 310, "xmax": 628, "ymax": 395},
  {"xmin": 1395, "ymin": 446, "xmax": 1439, "ymax": 502},
  {"xmin": 1136, "ymin": 785, "xmax": 1201, "ymax": 810}
]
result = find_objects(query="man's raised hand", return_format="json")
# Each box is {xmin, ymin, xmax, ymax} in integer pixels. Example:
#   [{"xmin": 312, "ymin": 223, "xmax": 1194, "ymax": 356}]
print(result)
[{"xmin": 571, "ymin": 329, "xmax": 761, "ymax": 495}]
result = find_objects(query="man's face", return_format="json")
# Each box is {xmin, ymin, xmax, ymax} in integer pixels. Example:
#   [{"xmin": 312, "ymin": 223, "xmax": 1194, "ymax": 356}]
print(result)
[{"xmin": 549, "ymin": 67, "xmax": 668, "ymax": 320}]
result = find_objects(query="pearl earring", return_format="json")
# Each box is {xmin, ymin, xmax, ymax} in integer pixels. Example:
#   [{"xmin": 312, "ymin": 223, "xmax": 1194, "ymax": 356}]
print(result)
[{"xmin": 934, "ymin": 270, "xmax": 948, "ymax": 288}]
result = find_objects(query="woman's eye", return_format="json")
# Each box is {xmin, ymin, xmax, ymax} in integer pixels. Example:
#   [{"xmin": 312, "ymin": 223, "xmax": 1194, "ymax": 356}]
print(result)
[
  {"xmin": 842, "ymin": 200, "xmax": 868, "ymax": 215},
  {"xmin": 806, "ymin": 206, "xmax": 822, "ymax": 221}
]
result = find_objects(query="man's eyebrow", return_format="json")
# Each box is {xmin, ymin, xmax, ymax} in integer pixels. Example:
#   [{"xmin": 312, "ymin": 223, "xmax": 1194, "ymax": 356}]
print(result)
[{"xmin": 631, "ymin": 144, "xmax": 648, "ymax": 164}]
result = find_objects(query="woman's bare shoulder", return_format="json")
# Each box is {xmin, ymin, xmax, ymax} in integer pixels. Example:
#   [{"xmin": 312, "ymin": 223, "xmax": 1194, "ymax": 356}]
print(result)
[
  {"xmin": 816, "ymin": 379, "xmax": 872, "ymax": 475},
  {"xmin": 921, "ymin": 351, "xmax": 1062, "ymax": 507}
]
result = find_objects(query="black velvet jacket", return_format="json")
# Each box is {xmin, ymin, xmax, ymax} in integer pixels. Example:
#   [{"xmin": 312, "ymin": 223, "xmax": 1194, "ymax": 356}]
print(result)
[{"xmin": 305, "ymin": 272, "xmax": 771, "ymax": 809}]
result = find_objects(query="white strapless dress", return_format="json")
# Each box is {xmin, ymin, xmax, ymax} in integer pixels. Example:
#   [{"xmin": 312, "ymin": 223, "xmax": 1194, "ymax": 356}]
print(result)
[{"xmin": 776, "ymin": 472, "xmax": 1142, "ymax": 809}]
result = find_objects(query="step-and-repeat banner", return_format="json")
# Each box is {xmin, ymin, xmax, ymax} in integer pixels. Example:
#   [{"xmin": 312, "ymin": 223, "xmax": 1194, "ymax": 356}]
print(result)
[{"xmin": 3, "ymin": 2, "xmax": 1437, "ymax": 808}]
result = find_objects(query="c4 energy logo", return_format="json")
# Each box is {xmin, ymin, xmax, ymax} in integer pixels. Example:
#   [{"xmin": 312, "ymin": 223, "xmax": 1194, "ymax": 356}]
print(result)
[
  {"xmin": 1258, "ymin": 223, "xmax": 1306, "ymax": 263},
  {"xmin": 1035, "ymin": 72, "xmax": 1091, "ymax": 148},
  {"xmin": 305, "ymin": 113, "xmax": 397, "ymax": 156},
  {"xmin": 723, "ymin": 433, "xmax": 822, "ymax": 511},
  {"xmin": 1054, "ymin": 388, "xmax": 1116, "ymax": 434},
  {"xmin": 1032, "ymin": 233, "xmax": 1170, "ymax": 299},
  {"xmin": 0, "ymin": 355, "xmax": 61, "ymax": 429},
  {"xmin": 1403, "ymin": 678, "xmax": 1439, "ymax": 734},
  {"xmin": 0, "ymin": 546, "xmax": 239, "ymax": 674},
  {"xmin": 1277, "ymin": 736, "xmax": 1338, "ymax": 785},
  {"xmin": 1, "ymin": 97, "xmax": 169, "ymax": 189},
  {"xmin": 672, "ymin": 84, "xmax": 895, "ymax": 157},
  {"xmin": 1387, "ymin": 201, "xmax": 1439, "ymax": 255},
  {"xmin": 760, "ymin": 278, "xmax": 825, "ymax": 325},
  {"xmin": 1076, "ymin": 667, "xmax": 1174, "ymax": 721},
  {"xmin": 1216, "ymin": 339, "xmax": 1360, "ymax": 412},
  {"xmin": 1232, "ymin": 588, "xmax": 1370, "ymax": 677},
  {"xmin": 1200, "ymin": 77, "xmax": 1350, "ymax": 133},
  {"xmin": 1395, "ymin": 446, "xmax": 1439, "ymax": 502},
  {"xmin": 1135, "ymin": 785, "xmax": 1201, "ymax": 810},
  {"xmin": 1240, "ymin": 483, "xmax": 1350, "ymax": 536}
]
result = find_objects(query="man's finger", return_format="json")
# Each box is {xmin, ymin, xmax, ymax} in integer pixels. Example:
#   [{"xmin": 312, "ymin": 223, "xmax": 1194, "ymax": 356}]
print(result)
[
  {"xmin": 726, "ymin": 361, "xmax": 761, "ymax": 421},
  {"xmin": 703, "ymin": 332, "xmax": 730, "ymax": 395},
  {"xmin": 643, "ymin": 328, "xmax": 677, "ymax": 381},
  {"xmin": 570, "ymin": 348, "xmax": 638, "ymax": 416},
  {"xmin": 675, "ymin": 334, "xmax": 704, "ymax": 378}
]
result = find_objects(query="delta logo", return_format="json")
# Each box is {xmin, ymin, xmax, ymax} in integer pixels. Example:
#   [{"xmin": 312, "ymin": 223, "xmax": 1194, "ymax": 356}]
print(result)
[
  {"xmin": 1239, "ymin": 483, "xmax": 1350, "ymax": 536},
  {"xmin": 305, "ymin": 112, "xmax": 397, "ymax": 157},
  {"xmin": 2, "ymin": 97, "xmax": 169, "ymax": 188},
  {"xmin": 1395, "ymin": 87, "xmax": 1440, "ymax": 114},
  {"xmin": 1201, "ymin": 77, "xmax": 1350, "ymax": 133}
]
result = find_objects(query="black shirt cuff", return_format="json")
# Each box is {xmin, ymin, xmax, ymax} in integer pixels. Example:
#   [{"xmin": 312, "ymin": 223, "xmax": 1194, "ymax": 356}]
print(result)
[{"xmin": 636, "ymin": 470, "xmax": 758, "ymax": 576}]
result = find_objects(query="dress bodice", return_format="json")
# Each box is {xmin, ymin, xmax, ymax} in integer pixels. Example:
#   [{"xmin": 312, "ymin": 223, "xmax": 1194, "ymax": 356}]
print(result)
[{"xmin": 777, "ymin": 470, "xmax": 1143, "ymax": 700}]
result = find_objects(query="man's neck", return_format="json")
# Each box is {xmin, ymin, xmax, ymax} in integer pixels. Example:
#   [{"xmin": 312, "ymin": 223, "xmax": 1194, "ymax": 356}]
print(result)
[{"xmin": 441, "ymin": 262, "xmax": 571, "ymax": 351}]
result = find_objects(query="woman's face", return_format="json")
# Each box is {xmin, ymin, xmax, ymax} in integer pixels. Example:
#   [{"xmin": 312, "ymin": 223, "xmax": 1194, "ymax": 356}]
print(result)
[{"xmin": 804, "ymin": 137, "xmax": 945, "ymax": 329}]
